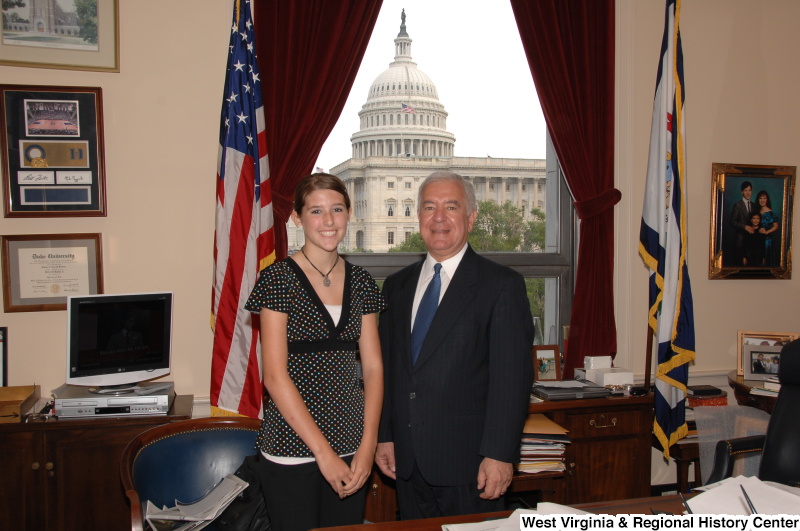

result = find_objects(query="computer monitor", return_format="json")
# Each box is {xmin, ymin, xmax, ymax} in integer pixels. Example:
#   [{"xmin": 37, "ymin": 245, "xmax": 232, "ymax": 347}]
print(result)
[{"xmin": 65, "ymin": 292, "xmax": 173, "ymax": 389}]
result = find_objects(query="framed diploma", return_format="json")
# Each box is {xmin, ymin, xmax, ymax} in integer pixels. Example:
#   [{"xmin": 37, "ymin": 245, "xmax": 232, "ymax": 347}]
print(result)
[
  {"xmin": 1, "ymin": 233, "xmax": 103, "ymax": 312},
  {"xmin": 0, "ymin": 85, "xmax": 107, "ymax": 217}
]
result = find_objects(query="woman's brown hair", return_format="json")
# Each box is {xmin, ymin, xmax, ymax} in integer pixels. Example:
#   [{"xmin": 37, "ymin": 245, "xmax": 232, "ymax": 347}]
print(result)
[{"xmin": 293, "ymin": 173, "xmax": 351, "ymax": 215}]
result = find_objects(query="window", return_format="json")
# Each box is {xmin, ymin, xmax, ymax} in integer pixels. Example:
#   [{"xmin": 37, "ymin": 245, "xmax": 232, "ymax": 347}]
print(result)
[
  {"xmin": 318, "ymin": 6, "xmax": 573, "ymax": 348},
  {"xmin": 388, "ymin": 181, "xmax": 394, "ymax": 189}
]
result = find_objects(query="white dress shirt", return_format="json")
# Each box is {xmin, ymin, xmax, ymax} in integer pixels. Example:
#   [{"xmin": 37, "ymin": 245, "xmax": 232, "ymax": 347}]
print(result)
[{"xmin": 411, "ymin": 242, "xmax": 469, "ymax": 329}]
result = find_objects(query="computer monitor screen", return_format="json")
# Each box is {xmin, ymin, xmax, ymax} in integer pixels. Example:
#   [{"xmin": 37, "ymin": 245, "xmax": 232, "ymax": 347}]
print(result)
[{"xmin": 66, "ymin": 292, "xmax": 173, "ymax": 388}]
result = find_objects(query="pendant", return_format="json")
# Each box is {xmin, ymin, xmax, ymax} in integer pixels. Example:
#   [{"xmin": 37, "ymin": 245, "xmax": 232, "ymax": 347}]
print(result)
[{"xmin": 323, "ymin": 276, "xmax": 331, "ymax": 287}]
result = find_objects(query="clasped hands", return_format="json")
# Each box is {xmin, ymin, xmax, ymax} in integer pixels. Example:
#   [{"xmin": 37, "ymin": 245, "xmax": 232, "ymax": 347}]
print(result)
[
  {"xmin": 375, "ymin": 442, "xmax": 512, "ymax": 499},
  {"xmin": 317, "ymin": 447, "xmax": 373, "ymax": 499}
]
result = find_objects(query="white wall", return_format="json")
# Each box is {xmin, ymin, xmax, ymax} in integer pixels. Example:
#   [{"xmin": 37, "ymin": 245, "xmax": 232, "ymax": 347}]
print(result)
[
  {"xmin": 615, "ymin": 0, "xmax": 800, "ymax": 384},
  {"xmin": 1, "ymin": 1, "xmax": 229, "ymax": 400},
  {"xmin": 3, "ymin": 1, "xmax": 800, "ymax": 413}
]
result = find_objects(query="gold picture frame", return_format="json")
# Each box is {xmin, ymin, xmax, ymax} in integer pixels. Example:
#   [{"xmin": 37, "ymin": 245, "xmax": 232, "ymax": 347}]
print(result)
[
  {"xmin": 1, "ymin": 233, "xmax": 103, "ymax": 312},
  {"xmin": 533, "ymin": 345, "xmax": 562, "ymax": 382},
  {"xmin": 737, "ymin": 330, "xmax": 798, "ymax": 376},
  {"xmin": 0, "ymin": 0, "xmax": 119, "ymax": 72},
  {"xmin": 709, "ymin": 162, "xmax": 795, "ymax": 280}
]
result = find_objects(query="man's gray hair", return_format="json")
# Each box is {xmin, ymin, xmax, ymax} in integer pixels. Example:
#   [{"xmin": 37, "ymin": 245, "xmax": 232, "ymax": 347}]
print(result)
[{"xmin": 417, "ymin": 171, "xmax": 477, "ymax": 215}]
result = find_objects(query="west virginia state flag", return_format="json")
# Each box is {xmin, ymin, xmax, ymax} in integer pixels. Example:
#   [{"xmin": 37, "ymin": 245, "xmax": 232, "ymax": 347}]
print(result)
[{"xmin": 638, "ymin": 0, "xmax": 696, "ymax": 458}]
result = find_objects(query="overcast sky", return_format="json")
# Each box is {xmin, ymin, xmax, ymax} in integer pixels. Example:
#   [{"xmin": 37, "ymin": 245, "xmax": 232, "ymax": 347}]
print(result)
[{"xmin": 314, "ymin": 0, "xmax": 548, "ymax": 171}]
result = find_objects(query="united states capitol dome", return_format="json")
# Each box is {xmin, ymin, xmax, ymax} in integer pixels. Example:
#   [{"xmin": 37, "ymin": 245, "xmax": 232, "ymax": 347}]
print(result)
[{"xmin": 350, "ymin": 10, "xmax": 455, "ymax": 159}]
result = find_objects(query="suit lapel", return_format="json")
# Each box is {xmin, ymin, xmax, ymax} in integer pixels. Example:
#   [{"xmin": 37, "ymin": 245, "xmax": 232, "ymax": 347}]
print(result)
[
  {"xmin": 397, "ymin": 261, "xmax": 423, "ymax": 373},
  {"xmin": 412, "ymin": 247, "xmax": 478, "ymax": 370}
]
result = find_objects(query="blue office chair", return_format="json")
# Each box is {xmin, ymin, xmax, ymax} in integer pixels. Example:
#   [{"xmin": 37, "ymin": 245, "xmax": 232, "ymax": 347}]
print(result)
[
  {"xmin": 706, "ymin": 339, "xmax": 800, "ymax": 486},
  {"xmin": 120, "ymin": 416, "xmax": 262, "ymax": 531}
]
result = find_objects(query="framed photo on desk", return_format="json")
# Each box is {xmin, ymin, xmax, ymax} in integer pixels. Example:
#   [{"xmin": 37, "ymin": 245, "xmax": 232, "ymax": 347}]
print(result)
[{"xmin": 533, "ymin": 345, "xmax": 562, "ymax": 382}]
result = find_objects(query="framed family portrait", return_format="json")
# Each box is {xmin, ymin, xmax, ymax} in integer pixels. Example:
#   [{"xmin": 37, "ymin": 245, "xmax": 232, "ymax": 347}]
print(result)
[
  {"xmin": 709, "ymin": 162, "xmax": 795, "ymax": 280},
  {"xmin": 737, "ymin": 330, "xmax": 798, "ymax": 376},
  {"xmin": 1, "ymin": 233, "xmax": 103, "ymax": 312},
  {"xmin": 0, "ymin": 0, "xmax": 119, "ymax": 72},
  {"xmin": 0, "ymin": 85, "xmax": 107, "ymax": 217},
  {"xmin": 533, "ymin": 345, "xmax": 562, "ymax": 382}
]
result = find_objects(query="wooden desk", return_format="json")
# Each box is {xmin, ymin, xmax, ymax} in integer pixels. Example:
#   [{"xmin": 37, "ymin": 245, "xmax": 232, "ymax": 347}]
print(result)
[
  {"xmin": 317, "ymin": 495, "xmax": 691, "ymax": 531},
  {"xmin": 727, "ymin": 371, "xmax": 777, "ymax": 414},
  {"xmin": 529, "ymin": 394, "xmax": 653, "ymax": 503},
  {"xmin": 0, "ymin": 394, "xmax": 193, "ymax": 531}
]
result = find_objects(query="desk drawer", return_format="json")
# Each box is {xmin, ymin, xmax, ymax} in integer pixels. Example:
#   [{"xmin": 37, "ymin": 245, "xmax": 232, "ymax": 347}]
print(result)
[{"xmin": 565, "ymin": 410, "xmax": 642, "ymax": 438}]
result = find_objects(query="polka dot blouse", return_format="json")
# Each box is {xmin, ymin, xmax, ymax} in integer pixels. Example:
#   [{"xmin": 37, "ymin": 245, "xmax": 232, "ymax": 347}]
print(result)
[{"xmin": 245, "ymin": 258, "xmax": 385, "ymax": 458}]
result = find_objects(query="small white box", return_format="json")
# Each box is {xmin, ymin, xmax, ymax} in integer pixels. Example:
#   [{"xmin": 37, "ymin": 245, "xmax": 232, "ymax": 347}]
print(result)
[
  {"xmin": 585, "ymin": 367, "xmax": 633, "ymax": 386},
  {"xmin": 584, "ymin": 356, "xmax": 612, "ymax": 369}
]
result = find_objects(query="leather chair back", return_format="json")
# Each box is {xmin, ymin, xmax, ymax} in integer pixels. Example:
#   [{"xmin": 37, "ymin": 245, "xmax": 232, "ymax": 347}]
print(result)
[
  {"xmin": 759, "ymin": 338, "xmax": 800, "ymax": 486},
  {"xmin": 120, "ymin": 416, "xmax": 261, "ymax": 531}
]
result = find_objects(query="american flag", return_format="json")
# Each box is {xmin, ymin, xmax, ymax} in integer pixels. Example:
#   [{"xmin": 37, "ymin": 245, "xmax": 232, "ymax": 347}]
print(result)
[
  {"xmin": 401, "ymin": 103, "xmax": 416, "ymax": 114},
  {"xmin": 211, "ymin": 0, "xmax": 274, "ymax": 419}
]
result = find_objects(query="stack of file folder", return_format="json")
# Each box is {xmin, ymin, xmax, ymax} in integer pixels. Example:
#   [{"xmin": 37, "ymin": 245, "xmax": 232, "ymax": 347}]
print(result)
[{"xmin": 516, "ymin": 413, "xmax": 570, "ymax": 475}]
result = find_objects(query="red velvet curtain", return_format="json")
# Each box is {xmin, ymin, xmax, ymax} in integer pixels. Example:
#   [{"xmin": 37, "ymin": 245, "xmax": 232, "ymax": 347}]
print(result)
[
  {"xmin": 511, "ymin": 0, "xmax": 619, "ymax": 379},
  {"xmin": 255, "ymin": 1, "xmax": 383, "ymax": 261}
]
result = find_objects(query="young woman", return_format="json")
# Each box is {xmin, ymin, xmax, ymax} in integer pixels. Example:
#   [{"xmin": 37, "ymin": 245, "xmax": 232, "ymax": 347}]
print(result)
[
  {"xmin": 756, "ymin": 190, "xmax": 780, "ymax": 266},
  {"xmin": 245, "ymin": 173, "xmax": 384, "ymax": 530}
]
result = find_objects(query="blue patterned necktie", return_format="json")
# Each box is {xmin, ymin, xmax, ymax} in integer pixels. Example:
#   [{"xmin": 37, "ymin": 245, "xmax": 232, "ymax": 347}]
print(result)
[{"xmin": 411, "ymin": 263, "xmax": 442, "ymax": 365}]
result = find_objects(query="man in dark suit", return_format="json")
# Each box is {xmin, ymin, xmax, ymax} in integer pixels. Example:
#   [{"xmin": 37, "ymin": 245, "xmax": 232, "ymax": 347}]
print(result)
[
  {"xmin": 375, "ymin": 171, "xmax": 534, "ymax": 519},
  {"xmin": 728, "ymin": 180, "xmax": 758, "ymax": 266}
]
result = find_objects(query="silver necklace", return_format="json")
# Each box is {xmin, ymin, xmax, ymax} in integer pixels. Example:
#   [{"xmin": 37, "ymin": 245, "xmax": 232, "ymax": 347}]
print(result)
[{"xmin": 301, "ymin": 247, "xmax": 339, "ymax": 287}]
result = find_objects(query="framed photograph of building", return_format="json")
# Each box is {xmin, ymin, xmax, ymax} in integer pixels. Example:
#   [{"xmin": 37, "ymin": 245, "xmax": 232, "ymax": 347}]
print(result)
[
  {"xmin": 737, "ymin": 330, "xmax": 798, "ymax": 376},
  {"xmin": 0, "ymin": 0, "xmax": 119, "ymax": 72},
  {"xmin": 709, "ymin": 162, "xmax": 795, "ymax": 280},
  {"xmin": 1, "ymin": 233, "xmax": 103, "ymax": 312},
  {"xmin": 0, "ymin": 85, "xmax": 107, "ymax": 217},
  {"xmin": 533, "ymin": 345, "xmax": 562, "ymax": 382}
]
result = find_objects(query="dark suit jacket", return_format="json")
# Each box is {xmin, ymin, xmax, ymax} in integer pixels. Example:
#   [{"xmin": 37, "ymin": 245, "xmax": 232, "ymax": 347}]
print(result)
[
  {"xmin": 731, "ymin": 200, "xmax": 758, "ymax": 246},
  {"xmin": 378, "ymin": 246, "xmax": 534, "ymax": 485}
]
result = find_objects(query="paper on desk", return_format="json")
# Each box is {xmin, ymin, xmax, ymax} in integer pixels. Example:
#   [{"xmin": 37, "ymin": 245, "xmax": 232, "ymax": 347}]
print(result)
[
  {"xmin": 534, "ymin": 380, "xmax": 591, "ymax": 388},
  {"xmin": 688, "ymin": 476, "xmax": 800, "ymax": 515},
  {"xmin": 442, "ymin": 505, "xmax": 589, "ymax": 531}
]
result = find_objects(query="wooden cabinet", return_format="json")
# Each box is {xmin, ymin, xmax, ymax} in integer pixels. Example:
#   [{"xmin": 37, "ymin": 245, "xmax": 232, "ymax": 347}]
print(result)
[
  {"xmin": 0, "ymin": 395, "xmax": 193, "ymax": 531},
  {"xmin": 364, "ymin": 394, "xmax": 653, "ymax": 521},
  {"xmin": 530, "ymin": 394, "xmax": 653, "ymax": 504}
]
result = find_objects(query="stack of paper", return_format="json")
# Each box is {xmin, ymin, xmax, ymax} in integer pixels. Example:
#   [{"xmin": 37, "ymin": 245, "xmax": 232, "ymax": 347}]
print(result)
[
  {"xmin": 690, "ymin": 476, "xmax": 800, "ymax": 515},
  {"xmin": 517, "ymin": 414, "xmax": 570, "ymax": 475},
  {"xmin": 145, "ymin": 474, "xmax": 249, "ymax": 531}
]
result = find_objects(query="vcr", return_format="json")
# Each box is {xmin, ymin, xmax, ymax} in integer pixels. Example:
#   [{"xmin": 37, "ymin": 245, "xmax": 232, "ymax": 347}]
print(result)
[{"xmin": 53, "ymin": 382, "xmax": 175, "ymax": 418}]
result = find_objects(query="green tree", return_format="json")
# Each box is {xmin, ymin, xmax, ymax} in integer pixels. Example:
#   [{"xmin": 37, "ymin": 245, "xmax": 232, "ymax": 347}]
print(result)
[
  {"xmin": 524, "ymin": 207, "xmax": 546, "ymax": 252},
  {"xmin": 388, "ymin": 232, "xmax": 426, "ymax": 252},
  {"xmin": 469, "ymin": 201, "xmax": 525, "ymax": 251},
  {"xmin": 2, "ymin": 1, "xmax": 26, "ymax": 10},
  {"xmin": 75, "ymin": 0, "xmax": 98, "ymax": 45},
  {"xmin": 2, "ymin": 0, "xmax": 26, "ymax": 26}
]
